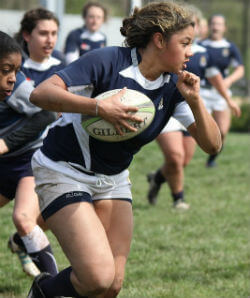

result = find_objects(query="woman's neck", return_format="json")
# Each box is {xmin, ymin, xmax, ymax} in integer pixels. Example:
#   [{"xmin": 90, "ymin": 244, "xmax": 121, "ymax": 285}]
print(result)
[{"xmin": 138, "ymin": 48, "xmax": 163, "ymax": 81}]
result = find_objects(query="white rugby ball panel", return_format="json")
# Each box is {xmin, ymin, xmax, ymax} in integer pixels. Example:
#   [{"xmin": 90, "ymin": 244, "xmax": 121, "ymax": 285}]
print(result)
[{"xmin": 82, "ymin": 88, "xmax": 155, "ymax": 142}]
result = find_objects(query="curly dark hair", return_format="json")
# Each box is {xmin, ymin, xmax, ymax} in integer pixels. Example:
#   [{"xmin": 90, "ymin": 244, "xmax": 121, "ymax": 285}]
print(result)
[{"xmin": 120, "ymin": 1, "xmax": 194, "ymax": 48}]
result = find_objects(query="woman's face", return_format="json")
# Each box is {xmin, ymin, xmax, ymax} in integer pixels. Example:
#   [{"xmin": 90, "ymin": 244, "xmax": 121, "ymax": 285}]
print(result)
[
  {"xmin": 209, "ymin": 16, "xmax": 226, "ymax": 40},
  {"xmin": 24, "ymin": 19, "xmax": 58, "ymax": 62},
  {"xmin": 161, "ymin": 25, "xmax": 194, "ymax": 74},
  {"xmin": 84, "ymin": 6, "xmax": 105, "ymax": 32},
  {"xmin": 0, "ymin": 52, "xmax": 21, "ymax": 100}
]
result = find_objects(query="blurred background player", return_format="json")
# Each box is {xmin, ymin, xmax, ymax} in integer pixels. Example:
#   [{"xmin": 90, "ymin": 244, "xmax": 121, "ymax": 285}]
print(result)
[
  {"xmin": 146, "ymin": 5, "xmax": 241, "ymax": 209},
  {"xmin": 64, "ymin": 1, "xmax": 108, "ymax": 65},
  {"xmin": 199, "ymin": 14, "xmax": 244, "ymax": 167},
  {"xmin": 14, "ymin": 7, "xmax": 66, "ymax": 87},
  {"xmin": 0, "ymin": 31, "xmax": 58, "ymax": 277},
  {"xmin": 6, "ymin": 7, "xmax": 66, "ymax": 277}
]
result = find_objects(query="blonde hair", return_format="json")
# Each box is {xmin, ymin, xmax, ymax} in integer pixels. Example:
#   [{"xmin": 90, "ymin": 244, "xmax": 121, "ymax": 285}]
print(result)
[{"xmin": 120, "ymin": 1, "xmax": 194, "ymax": 48}]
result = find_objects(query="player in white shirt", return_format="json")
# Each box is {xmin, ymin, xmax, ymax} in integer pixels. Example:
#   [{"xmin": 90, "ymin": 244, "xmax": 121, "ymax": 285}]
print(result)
[{"xmin": 27, "ymin": 2, "xmax": 222, "ymax": 297}]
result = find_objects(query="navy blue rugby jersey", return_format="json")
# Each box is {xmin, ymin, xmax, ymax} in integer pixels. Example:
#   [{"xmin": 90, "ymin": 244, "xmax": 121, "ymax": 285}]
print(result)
[
  {"xmin": 199, "ymin": 38, "xmax": 243, "ymax": 82},
  {"xmin": 0, "ymin": 71, "xmax": 43, "ymax": 158},
  {"xmin": 64, "ymin": 26, "xmax": 106, "ymax": 64},
  {"xmin": 41, "ymin": 46, "xmax": 194, "ymax": 175},
  {"xmin": 21, "ymin": 50, "xmax": 66, "ymax": 87},
  {"xmin": 186, "ymin": 42, "xmax": 219, "ymax": 87}
]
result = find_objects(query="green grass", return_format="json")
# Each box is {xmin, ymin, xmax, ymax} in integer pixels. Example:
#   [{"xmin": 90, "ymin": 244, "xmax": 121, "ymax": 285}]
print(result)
[{"xmin": 0, "ymin": 133, "xmax": 249, "ymax": 298}]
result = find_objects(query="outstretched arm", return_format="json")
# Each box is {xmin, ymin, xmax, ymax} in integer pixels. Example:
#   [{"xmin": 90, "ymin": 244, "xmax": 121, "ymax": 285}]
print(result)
[
  {"xmin": 0, "ymin": 110, "xmax": 57, "ymax": 154},
  {"xmin": 177, "ymin": 70, "xmax": 222, "ymax": 154}
]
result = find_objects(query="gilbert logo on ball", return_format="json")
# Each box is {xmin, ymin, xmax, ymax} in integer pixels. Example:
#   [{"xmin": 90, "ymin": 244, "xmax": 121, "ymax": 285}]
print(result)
[{"xmin": 82, "ymin": 89, "xmax": 155, "ymax": 142}]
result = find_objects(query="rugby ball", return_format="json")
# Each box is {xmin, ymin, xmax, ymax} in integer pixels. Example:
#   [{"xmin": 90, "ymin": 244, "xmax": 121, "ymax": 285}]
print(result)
[{"xmin": 82, "ymin": 89, "xmax": 155, "ymax": 142}]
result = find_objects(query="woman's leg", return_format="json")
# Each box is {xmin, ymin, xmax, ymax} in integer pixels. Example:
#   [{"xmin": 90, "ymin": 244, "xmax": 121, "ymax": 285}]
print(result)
[
  {"xmin": 13, "ymin": 176, "xmax": 58, "ymax": 275},
  {"xmin": 94, "ymin": 199, "xmax": 133, "ymax": 298},
  {"xmin": 39, "ymin": 201, "xmax": 116, "ymax": 297},
  {"xmin": 206, "ymin": 109, "xmax": 230, "ymax": 167}
]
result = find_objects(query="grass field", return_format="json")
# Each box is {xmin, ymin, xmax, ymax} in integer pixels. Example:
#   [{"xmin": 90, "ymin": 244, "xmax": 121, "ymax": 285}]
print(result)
[{"xmin": 0, "ymin": 132, "xmax": 249, "ymax": 298}]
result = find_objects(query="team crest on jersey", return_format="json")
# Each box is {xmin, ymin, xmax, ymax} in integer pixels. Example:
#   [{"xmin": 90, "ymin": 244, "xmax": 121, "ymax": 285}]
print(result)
[
  {"xmin": 158, "ymin": 97, "xmax": 164, "ymax": 110},
  {"xmin": 200, "ymin": 55, "xmax": 207, "ymax": 67},
  {"xmin": 222, "ymin": 48, "xmax": 229, "ymax": 57},
  {"xmin": 81, "ymin": 43, "xmax": 91, "ymax": 51},
  {"xmin": 26, "ymin": 77, "xmax": 35, "ymax": 86}
]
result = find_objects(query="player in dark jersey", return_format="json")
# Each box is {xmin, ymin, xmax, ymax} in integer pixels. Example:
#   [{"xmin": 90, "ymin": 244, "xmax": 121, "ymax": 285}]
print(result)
[
  {"xmin": 146, "ymin": 6, "xmax": 241, "ymax": 209},
  {"xmin": 64, "ymin": 1, "xmax": 107, "ymax": 65},
  {"xmin": 199, "ymin": 14, "xmax": 244, "ymax": 167},
  {"xmin": 27, "ymin": 3, "xmax": 222, "ymax": 297},
  {"xmin": 14, "ymin": 7, "xmax": 66, "ymax": 87},
  {"xmin": 0, "ymin": 31, "xmax": 58, "ymax": 278},
  {"xmin": 7, "ymin": 7, "xmax": 66, "ymax": 277}
]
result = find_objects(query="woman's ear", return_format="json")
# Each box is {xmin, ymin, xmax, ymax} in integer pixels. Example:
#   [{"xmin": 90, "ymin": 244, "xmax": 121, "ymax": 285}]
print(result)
[
  {"xmin": 152, "ymin": 32, "xmax": 165, "ymax": 49},
  {"xmin": 22, "ymin": 31, "xmax": 30, "ymax": 43}
]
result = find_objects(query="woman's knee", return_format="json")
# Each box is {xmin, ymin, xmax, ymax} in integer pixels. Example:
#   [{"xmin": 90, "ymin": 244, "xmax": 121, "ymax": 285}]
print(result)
[
  {"xmin": 73, "ymin": 262, "xmax": 115, "ymax": 296},
  {"xmin": 12, "ymin": 210, "xmax": 34, "ymax": 234},
  {"xmin": 166, "ymin": 151, "xmax": 184, "ymax": 170}
]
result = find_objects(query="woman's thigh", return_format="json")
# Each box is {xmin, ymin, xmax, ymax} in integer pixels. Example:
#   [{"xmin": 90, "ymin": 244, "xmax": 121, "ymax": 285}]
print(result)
[
  {"xmin": 46, "ymin": 201, "xmax": 115, "ymax": 281},
  {"xmin": 94, "ymin": 199, "xmax": 133, "ymax": 294}
]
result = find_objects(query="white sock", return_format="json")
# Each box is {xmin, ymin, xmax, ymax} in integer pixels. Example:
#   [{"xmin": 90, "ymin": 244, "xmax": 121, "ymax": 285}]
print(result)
[{"xmin": 21, "ymin": 225, "xmax": 49, "ymax": 253}]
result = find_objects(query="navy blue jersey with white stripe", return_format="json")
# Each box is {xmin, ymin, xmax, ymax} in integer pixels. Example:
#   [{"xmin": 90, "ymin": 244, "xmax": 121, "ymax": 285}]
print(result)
[
  {"xmin": 0, "ymin": 71, "xmax": 42, "ymax": 158},
  {"xmin": 64, "ymin": 26, "xmax": 106, "ymax": 58},
  {"xmin": 21, "ymin": 50, "xmax": 66, "ymax": 87},
  {"xmin": 186, "ymin": 42, "xmax": 219, "ymax": 87},
  {"xmin": 199, "ymin": 38, "xmax": 243, "ymax": 82},
  {"xmin": 40, "ymin": 46, "xmax": 194, "ymax": 175}
]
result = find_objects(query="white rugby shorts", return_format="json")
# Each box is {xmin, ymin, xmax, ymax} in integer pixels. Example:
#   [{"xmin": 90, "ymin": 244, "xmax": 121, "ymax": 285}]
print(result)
[
  {"xmin": 160, "ymin": 117, "xmax": 187, "ymax": 134},
  {"xmin": 200, "ymin": 87, "xmax": 230, "ymax": 113},
  {"xmin": 32, "ymin": 150, "xmax": 132, "ymax": 216}
]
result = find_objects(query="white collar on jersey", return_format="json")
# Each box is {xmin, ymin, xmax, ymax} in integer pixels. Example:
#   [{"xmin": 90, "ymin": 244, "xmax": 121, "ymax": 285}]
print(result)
[
  {"xmin": 23, "ymin": 56, "xmax": 61, "ymax": 71},
  {"xmin": 202, "ymin": 38, "xmax": 230, "ymax": 48},
  {"xmin": 119, "ymin": 48, "xmax": 170, "ymax": 90}
]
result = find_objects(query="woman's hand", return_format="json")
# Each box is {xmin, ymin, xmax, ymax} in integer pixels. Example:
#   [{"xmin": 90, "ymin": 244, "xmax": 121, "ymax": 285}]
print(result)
[
  {"xmin": 176, "ymin": 71, "xmax": 200, "ymax": 106},
  {"xmin": 98, "ymin": 88, "xmax": 143, "ymax": 135},
  {"xmin": 227, "ymin": 99, "xmax": 241, "ymax": 117}
]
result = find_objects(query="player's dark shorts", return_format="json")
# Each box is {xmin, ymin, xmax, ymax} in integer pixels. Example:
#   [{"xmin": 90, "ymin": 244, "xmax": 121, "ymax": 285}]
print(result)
[{"xmin": 0, "ymin": 150, "xmax": 35, "ymax": 200}]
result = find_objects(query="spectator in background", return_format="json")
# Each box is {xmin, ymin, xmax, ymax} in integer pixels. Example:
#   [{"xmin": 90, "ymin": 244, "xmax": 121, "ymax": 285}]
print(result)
[
  {"xmin": 199, "ymin": 14, "xmax": 244, "ymax": 167},
  {"xmin": 64, "ymin": 1, "xmax": 108, "ymax": 65}
]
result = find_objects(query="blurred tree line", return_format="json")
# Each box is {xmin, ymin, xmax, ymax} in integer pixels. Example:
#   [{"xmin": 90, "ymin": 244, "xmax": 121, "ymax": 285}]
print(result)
[{"xmin": 0, "ymin": 0, "xmax": 249, "ymax": 97}]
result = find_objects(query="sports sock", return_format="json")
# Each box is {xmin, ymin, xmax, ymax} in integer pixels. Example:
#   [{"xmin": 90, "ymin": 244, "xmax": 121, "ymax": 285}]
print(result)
[
  {"xmin": 13, "ymin": 232, "xmax": 26, "ymax": 252},
  {"xmin": 21, "ymin": 225, "xmax": 58, "ymax": 276},
  {"xmin": 207, "ymin": 153, "xmax": 218, "ymax": 164},
  {"xmin": 29, "ymin": 245, "xmax": 58, "ymax": 276},
  {"xmin": 154, "ymin": 168, "xmax": 166, "ymax": 184},
  {"xmin": 207, "ymin": 144, "xmax": 223, "ymax": 165},
  {"xmin": 40, "ymin": 267, "xmax": 87, "ymax": 298},
  {"xmin": 172, "ymin": 191, "xmax": 184, "ymax": 202}
]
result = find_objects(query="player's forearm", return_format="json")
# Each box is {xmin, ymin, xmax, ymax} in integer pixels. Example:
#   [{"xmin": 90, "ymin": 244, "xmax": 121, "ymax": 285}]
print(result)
[
  {"xmin": 225, "ymin": 65, "xmax": 245, "ymax": 87},
  {"xmin": 189, "ymin": 98, "xmax": 222, "ymax": 154},
  {"xmin": 30, "ymin": 75, "xmax": 97, "ymax": 116},
  {"xmin": 3, "ymin": 110, "xmax": 57, "ymax": 152},
  {"xmin": 208, "ymin": 74, "xmax": 231, "ymax": 104}
]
